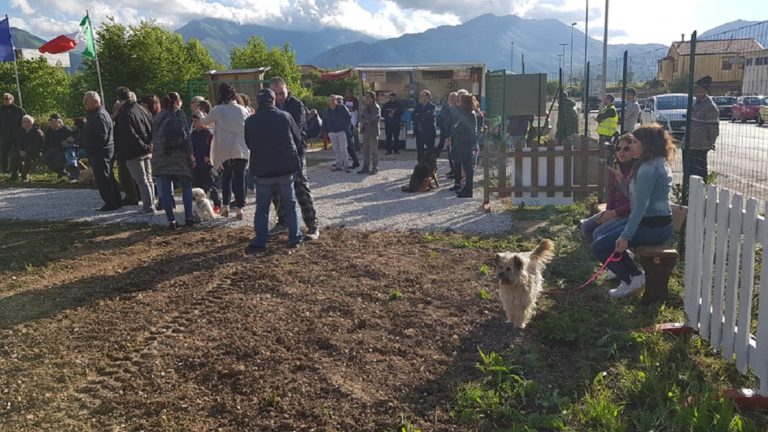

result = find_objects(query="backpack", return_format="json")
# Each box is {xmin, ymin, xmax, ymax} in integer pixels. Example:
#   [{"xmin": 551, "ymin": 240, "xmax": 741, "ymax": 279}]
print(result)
[{"xmin": 162, "ymin": 111, "xmax": 188, "ymax": 153}]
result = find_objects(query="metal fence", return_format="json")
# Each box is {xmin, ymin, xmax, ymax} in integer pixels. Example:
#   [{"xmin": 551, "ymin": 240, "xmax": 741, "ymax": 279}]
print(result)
[{"xmin": 567, "ymin": 20, "xmax": 768, "ymax": 208}]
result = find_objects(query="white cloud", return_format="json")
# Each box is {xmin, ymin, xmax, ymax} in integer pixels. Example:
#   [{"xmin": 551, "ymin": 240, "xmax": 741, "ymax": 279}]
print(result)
[{"xmin": 10, "ymin": 0, "xmax": 35, "ymax": 14}]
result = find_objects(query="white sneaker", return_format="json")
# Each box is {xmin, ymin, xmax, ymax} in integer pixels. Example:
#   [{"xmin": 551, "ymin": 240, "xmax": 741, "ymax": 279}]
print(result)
[
  {"xmin": 609, "ymin": 273, "xmax": 646, "ymax": 298},
  {"xmin": 235, "ymin": 208, "xmax": 243, "ymax": 220},
  {"xmin": 221, "ymin": 206, "xmax": 229, "ymax": 218},
  {"xmin": 603, "ymin": 269, "xmax": 618, "ymax": 281},
  {"xmin": 305, "ymin": 226, "xmax": 320, "ymax": 241}
]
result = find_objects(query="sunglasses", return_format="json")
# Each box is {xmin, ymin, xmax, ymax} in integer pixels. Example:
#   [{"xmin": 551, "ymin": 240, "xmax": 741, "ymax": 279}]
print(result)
[{"xmin": 615, "ymin": 146, "xmax": 631, "ymax": 152}]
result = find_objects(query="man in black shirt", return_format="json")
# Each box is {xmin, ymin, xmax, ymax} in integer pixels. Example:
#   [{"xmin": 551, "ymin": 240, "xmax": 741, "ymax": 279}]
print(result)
[{"xmin": 381, "ymin": 92, "xmax": 404, "ymax": 154}]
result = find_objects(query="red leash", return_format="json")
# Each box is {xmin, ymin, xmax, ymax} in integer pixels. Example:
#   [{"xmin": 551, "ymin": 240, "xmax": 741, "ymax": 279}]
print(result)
[{"xmin": 549, "ymin": 252, "xmax": 623, "ymax": 295}]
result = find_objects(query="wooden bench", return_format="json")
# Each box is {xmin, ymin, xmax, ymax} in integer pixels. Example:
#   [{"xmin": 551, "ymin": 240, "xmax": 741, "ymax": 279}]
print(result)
[{"xmin": 594, "ymin": 203, "xmax": 687, "ymax": 304}]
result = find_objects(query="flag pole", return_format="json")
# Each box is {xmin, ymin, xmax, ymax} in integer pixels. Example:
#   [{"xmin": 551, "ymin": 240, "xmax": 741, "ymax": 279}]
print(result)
[
  {"xmin": 86, "ymin": 11, "xmax": 104, "ymax": 103},
  {"xmin": 4, "ymin": 15, "xmax": 22, "ymax": 108}
]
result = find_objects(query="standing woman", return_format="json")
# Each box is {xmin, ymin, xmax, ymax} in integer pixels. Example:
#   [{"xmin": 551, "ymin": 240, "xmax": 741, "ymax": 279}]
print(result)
[
  {"xmin": 151, "ymin": 92, "xmax": 195, "ymax": 230},
  {"xmin": 591, "ymin": 124, "xmax": 676, "ymax": 298},
  {"xmin": 200, "ymin": 83, "xmax": 250, "ymax": 219},
  {"xmin": 451, "ymin": 94, "xmax": 478, "ymax": 198}
]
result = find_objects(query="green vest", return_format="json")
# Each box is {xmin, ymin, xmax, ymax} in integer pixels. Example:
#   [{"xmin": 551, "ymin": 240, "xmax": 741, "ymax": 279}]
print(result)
[{"xmin": 597, "ymin": 105, "xmax": 618, "ymax": 137}]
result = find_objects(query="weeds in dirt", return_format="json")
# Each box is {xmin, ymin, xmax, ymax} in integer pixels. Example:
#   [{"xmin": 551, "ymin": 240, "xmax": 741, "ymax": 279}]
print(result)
[
  {"xmin": 478, "ymin": 264, "xmax": 491, "ymax": 277},
  {"xmin": 477, "ymin": 289, "xmax": 491, "ymax": 301},
  {"xmin": 389, "ymin": 290, "xmax": 403, "ymax": 301}
]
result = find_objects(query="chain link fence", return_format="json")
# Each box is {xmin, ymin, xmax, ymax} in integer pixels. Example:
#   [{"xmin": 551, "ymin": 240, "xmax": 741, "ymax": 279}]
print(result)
[{"xmin": 564, "ymin": 21, "xmax": 768, "ymax": 208}]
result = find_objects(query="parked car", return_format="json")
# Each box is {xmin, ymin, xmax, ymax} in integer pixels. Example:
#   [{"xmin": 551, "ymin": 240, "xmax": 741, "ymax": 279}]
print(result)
[
  {"xmin": 758, "ymin": 99, "xmax": 768, "ymax": 126},
  {"xmin": 731, "ymin": 95, "xmax": 765, "ymax": 122},
  {"xmin": 640, "ymin": 93, "xmax": 694, "ymax": 138},
  {"xmin": 587, "ymin": 95, "xmax": 601, "ymax": 111},
  {"xmin": 713, "ymin": 96, "xmax": 736, "ymax": 119}
]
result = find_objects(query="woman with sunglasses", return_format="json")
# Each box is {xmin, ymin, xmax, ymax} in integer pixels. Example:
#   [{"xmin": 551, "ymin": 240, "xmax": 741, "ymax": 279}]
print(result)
[
  {"xmin": 591, "ymin": 124, "xmax": 675, "ymax": 298},
  {"xmin": 580, "ymin": 133, "xmax": 635, "ymax": 245}
]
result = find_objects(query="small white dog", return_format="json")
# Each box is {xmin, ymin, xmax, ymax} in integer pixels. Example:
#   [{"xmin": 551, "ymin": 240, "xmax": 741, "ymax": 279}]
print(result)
[
  {"xmin": 494, "ymin": 239, "xmax": 555, "ymax": 328},
  {"xmin": 191, "ymin": 188, "xmax": 217, "ymax": 222}
]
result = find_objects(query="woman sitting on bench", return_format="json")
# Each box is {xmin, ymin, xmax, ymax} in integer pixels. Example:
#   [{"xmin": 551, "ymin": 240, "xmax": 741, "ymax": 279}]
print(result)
[{"xmin": 591, "ymin": 124, "xmax": 675, "ymax": 298}]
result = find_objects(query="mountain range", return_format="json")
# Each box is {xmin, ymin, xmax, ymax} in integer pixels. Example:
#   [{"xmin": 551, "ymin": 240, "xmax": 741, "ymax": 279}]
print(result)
[{"xmin": 9, "ymin": 16, "xmax": 766, "ymax": 80}]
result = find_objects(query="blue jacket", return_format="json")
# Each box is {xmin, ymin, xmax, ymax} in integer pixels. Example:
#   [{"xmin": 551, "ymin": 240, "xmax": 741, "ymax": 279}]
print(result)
[
  {"xmin": 244, "ymin": 106, "xmax": 301, "ymax": 178},
  {"xmin": 621, "ymin": 157, "xmax": 672, "ymax": 240},
  {"xmin": 322, "ymin": 105, "xmax": 351, "ymax": 133},
  {"xmin": 412, "ymin": 102, "xmax": 436, "ymax": 138}
]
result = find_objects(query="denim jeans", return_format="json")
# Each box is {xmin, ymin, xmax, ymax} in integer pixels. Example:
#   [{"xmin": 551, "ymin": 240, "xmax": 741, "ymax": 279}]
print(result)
[
  {"xmin": 65, "ymin": 148, "xmax": 89, "ymax": 179},
  {"xmin": 253, "ymin": 175, "xmax": 301, "ymax": 248},
  {"xmin": 591, "ymin": 220, "xmax": 673, "ymax": 283},
  {"xmin": 157, "ymin": 175, "xmax": 192, "ymax": 222},
  {"xmin": 579, "ymin": 214, "xmax": 628, "ymax": 243},
  {"xmin": 125, "ymin": 155, "xmax": 155, "ymax": 211}
]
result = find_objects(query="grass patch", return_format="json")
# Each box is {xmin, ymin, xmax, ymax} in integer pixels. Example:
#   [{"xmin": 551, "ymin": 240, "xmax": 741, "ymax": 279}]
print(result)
[
  {"xmin": 431, "ymin": 199, "xmax": 768, "ymax": 431},
  {"xmin": 0, "ymin": 171, "xmax": 91, "ymax": 189}
]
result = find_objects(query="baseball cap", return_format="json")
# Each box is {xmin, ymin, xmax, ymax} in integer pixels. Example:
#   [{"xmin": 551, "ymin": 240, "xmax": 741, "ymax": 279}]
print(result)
[{"xmin": 257, "ymin": 88, "xmax": 275, "ymax": 104}]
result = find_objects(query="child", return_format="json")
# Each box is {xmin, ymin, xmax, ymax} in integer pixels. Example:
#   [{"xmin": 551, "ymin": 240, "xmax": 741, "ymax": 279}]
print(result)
[{"xmin": 191, "ymin": 101, "xmax": 221, "ymax": 213}]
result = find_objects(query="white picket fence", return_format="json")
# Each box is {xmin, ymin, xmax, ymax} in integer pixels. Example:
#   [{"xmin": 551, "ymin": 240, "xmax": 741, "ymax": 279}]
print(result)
[{"xmin": 684, "ymin": 176, "xmax": 768, "ymax": 395}]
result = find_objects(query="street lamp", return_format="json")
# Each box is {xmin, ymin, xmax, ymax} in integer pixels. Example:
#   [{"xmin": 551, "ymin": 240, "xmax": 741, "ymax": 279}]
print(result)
[
  {"xmin": 560, "ymin": 43, "xmax": 568, "ymax": 69},
  {"xmin": 584, "ymin": 0, "xmax": 589, "ymax": 101},
  {"xmin": 558, "ymin": 54, "xmax": 564, "ymax": 72},
  {"xmin": 511, "ymin": 42, "xmax": 515, "ymax": 74},
  {"xmin": 570, "ymin": 22, "xmax": 576, "ymax": 92},
  {"xmin": 602, "ymin": 0, "xmax": 609, "ymax": 96}
]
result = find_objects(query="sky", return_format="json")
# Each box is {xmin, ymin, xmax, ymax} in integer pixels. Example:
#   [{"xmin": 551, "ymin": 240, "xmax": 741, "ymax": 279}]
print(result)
[{"xmin": 5, "ymin": 0, "xmax": 768, "ymax": 45}]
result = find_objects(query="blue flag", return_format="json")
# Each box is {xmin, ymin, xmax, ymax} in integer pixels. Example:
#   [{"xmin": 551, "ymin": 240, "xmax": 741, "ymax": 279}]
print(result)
[{"xmin": 0, "ymin": 16, "xmax": 15, "ymax": 63}]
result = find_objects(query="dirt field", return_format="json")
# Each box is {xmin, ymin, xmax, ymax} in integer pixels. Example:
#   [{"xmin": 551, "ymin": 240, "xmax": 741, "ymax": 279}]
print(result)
[{"xmin": 0, "ymin": 223, "xmax": 511, "ymax": 431}]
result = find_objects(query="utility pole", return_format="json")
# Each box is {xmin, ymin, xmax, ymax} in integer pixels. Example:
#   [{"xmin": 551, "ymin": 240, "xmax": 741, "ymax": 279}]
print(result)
[
  {"xmin": 602, "ymin": 0, "xmax": 609, "ymax": 96},
  {"xmin": 584, "ymin": 0, "xmax": 589, "ymax": 102},
  {"xmin": 511, "ymin": 41, "xmax": 515, "ymax": 73},
  {"xmin": 571, "ymin": 22, "xmax": 576, "ymax": 92},
  {"xmin": 558, "ymin": 54, "xmax": 564, "ymax": 71}
]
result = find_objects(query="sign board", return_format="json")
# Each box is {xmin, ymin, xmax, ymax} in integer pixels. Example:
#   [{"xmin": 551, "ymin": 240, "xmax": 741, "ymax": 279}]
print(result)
[
  {"xmin": 18, "ymin": 49, "xmax": 70, "ymax": 68},
  {"xmin": 486, "ymin": 73, "xmax": 547, "ymax": 117}
]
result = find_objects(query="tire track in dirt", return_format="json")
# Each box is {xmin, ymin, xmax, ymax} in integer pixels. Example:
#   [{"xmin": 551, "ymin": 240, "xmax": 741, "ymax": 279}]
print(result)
[{"xmin": 72, "ymin": 265, "xmax": 241, "ymax": 414}]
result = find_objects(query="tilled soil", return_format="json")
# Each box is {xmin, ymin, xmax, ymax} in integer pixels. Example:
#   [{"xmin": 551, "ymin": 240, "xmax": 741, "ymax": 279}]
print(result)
[{"xmin": 0, "ymin": 226, "xmax": 514, "ymax": 431}]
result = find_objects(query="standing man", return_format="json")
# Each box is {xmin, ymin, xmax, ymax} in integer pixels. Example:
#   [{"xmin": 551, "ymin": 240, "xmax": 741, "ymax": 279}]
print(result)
[
  {"xmin": 437, "ymin": 92, "xmax": 457, "ymax": 177},
  {"xmin": 382, "ymin": 92, "xmax": 404, "ymax": 155},
  {"xmin": 82, "ymin": 91, "xmax": 122, "ymax": 211},
  {"xmin": 322, "ymin": 94, "xmax": 352, "ymax": 172},
  {"xmin": 115, "ymin": 88, "xmax": 155, "ymax": 213},
  {"xmin": 244, "ymin": 88, "xmax": 302, "ymax": 253},
  {"xmin": 357, "ymin": 91, "xmax": 381, "ymax": 175},
  {"xmin": 412, "ymin": 89, "xmax": 437, "ymax": 160},
  {"xmin": 345, "ymin": 88, "xmax": 361, "ymax": 151},
  {"xmin": 594, "ymin": 93, "xmax": 618, "ymax": 145},
  {"xmin": 684, "ymin": 76, "xmax": 720, "ymax": 182},
  {"xmin": 268, "ymin": 76, "xmax": 320, "ymax": 241},
  {"xmin": 622, "ymin": 88, "xmax": 641, "ymax": 133},
  {"xmin": 0, "ymin": 93, "xmax": 26, "ymax": 179}
]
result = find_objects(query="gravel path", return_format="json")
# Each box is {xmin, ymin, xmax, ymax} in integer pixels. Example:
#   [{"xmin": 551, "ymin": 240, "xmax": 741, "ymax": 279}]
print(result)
[{"xmin": 0, "ymin": 151, "xmax": 512, "ymax": 235}]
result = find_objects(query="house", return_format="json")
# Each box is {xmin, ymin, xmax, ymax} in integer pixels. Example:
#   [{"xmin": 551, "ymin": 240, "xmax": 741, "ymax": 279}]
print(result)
[
  {"xmin": 742, "ymin": 49, "xmax": 768, "ymax": 95},
  {"xmin": 657, "ymin": 38, "xmax": 763, "ymax": 95},
  {"xmin": 195, "ymin": 67, "xmax": 270, "ymax": 103}
]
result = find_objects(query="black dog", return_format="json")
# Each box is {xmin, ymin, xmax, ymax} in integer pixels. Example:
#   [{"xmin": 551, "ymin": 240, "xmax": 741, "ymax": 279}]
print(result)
[{"xmin": 401, "ymin": 148, "xmax": 440, "ymax": 193}]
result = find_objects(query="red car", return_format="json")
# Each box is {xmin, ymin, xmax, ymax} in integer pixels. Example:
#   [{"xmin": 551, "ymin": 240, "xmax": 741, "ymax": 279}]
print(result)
[{"xmin": 731, "ymin": 96, "xmax": 765, "ymax": 122}]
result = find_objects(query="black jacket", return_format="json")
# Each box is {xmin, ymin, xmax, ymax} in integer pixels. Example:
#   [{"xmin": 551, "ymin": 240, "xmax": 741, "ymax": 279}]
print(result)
[
  {"xmin": 0, "ymin": 104, "xmax": 26, "ymax": 146},
  {"xmin": 277, "ymin": 93, "xmax": 307, "ymax": 149},
  {"xmin": 437, "ymin": 105, "xmax": 453, "ymax": 137},
  {"xmin": 20, "ymin": 127, "xmax": 44, "ymax": 156},
  {"xmin": 381, "ymin": 100, "xmax": 404, "ymax": 125},
  {"xmin": 451, "ymin": 109, "xmax": 477, "ymax": 160},
  {"xmin": 412, "ymin": 101, "xmax": 436, "ymax": 138},
  {"xmin": 83, "ymin": 106, "xmax": 114, "ymax": 153},
  {"xmin": 43, "ymin": 126, "xmax": 72, "ymax": 153},
  {"xmin": 322, "ymin": 105, "xmax": 351, "ymax": 133},
  {"xmin": 244, "ymin": 106, "xmax": 301, "ymax": 178},
  {"xmin": 114, "ymin": 101, "xmax": 153, "ymax": 161}
]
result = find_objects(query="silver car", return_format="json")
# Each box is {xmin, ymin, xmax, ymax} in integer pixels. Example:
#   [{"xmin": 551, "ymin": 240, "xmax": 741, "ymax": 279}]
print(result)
[{"xmin": 640, "ymin": 93, "xmax": 696, "ymax": 138}]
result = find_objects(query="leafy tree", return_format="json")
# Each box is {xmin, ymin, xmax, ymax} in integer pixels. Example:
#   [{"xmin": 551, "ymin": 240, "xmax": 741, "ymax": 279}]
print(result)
[
  {"xmin": 74, "ymin": 19, "xmax": 218, "ymax": 110},
  {"xmin": 670, "ymin": 74, "xmax": 690, "ymax": 93},
  {"xmin": 0, "ymin": 57, "xmax": 69, "ymax": 120},
  {"xmin": 230, "ymin": 36, "xmax": 306, "ymax": 98}
]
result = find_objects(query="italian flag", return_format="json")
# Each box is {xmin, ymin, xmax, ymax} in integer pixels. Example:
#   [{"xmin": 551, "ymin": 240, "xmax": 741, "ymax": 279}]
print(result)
[{"xmin": 38, "ymin": 15, "xmax": 96, "ymax": 58}]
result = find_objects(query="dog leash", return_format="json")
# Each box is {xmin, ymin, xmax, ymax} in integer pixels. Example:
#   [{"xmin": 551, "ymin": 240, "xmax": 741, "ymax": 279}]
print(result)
[{"xmin": 549, "ymin": 252, "xmax": 623, "ymax": 295}]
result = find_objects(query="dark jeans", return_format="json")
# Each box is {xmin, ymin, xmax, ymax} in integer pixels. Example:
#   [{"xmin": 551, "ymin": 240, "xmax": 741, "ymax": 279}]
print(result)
[
  {"xmin": 89, "ymin": 146, "xmax": 122, "ymax": 209},
  {"xmin": 0, "ymin": 141, "xmax": 14, "ymax": 173},
  {"xmin": 157, "ymin": 175, "xmax": 192, "ymax": 222},
  {"xmin": 345, "ymin": 128, "xmax": 359, "ymax": 166},
  {"xmin": 222, "ymin": 158, "xmax": 247, "ymax": 208},
  {"xmin": 683, "ymin": 148, "xmax": 709, "ymax": 183},
  {"xmin": 385, "ymin": 123, "xmax": 400, "ymax": 153},
  {"xmin": 20, "ymin": 155, "xmax": 39, "ymax": 180},
  {"xmin": 591, "ymin": 220, "xmax": 674, "ymax": 283},
  {"xmin": 416, "ymin": 133, "xmax": 436, "ymax": 160},
  {"xmin": 253, "ymin": 175, "xmax": 302, "ymax": 248},
  {"xmin": 273, "ymin": 156, "xmax": 317, "ymax": 229},
  {"xmin": 457, "ymin": 153, "xmax": 474, "ymax": 195}
]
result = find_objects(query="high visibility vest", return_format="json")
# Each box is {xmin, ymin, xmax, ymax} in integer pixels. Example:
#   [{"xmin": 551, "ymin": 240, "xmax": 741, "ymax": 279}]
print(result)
[{"xmin": 596, "ymin": 105, "xmax": 618, "ymax": 137}]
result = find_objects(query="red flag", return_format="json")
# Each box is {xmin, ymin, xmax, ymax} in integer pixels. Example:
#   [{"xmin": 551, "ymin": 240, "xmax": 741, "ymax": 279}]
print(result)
[{"xmin": 38, "ymin": 32, "xmax": 79, "ymax": 54}]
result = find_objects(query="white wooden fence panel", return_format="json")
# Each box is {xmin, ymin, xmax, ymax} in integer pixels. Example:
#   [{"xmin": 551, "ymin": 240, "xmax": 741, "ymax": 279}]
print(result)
[
  {"xmin": 753, "ymin": 205, "xmax": 768, "ymax": 394},
  {"xmin": 710, "ymin": 188, "xmax": 732, "ymax": 350},
  {"xmin": 685, "ymin": 177, "xmax": 706, "ymax": 328},
  {"xmin": 722, "ymin": 193, "xmax": 744, "ymax": 360},
  {"xmin": 735, "ymin": 198, "xmax": 758, "ymax": 374},
  {"xmin": 698, "ymin": 186, "xmax": 719, "ymax": 337}
]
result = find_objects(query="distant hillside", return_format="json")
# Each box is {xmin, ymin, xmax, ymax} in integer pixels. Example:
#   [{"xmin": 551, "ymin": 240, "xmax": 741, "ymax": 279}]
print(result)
[
  {"xmin": 176, "ymin": 18, "xmax": 377, "ymax": 66},
  {"xmin": 700, "ymin": 20, "xmax": 768, "ymax": 47},
  {"xmin": 310, "ymin": 14, "xmax": 666, "ymax": 80},
  {"xmin": 10, "ymin": 28, "xmax": 45, "ymax": 48}
]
